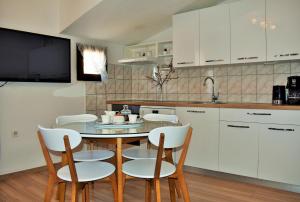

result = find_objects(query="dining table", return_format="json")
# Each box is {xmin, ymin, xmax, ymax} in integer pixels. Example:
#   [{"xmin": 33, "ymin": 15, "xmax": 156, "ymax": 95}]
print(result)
[{"xmin": 58, "ymin": 119, "xmax": 180, "ymax": 202}]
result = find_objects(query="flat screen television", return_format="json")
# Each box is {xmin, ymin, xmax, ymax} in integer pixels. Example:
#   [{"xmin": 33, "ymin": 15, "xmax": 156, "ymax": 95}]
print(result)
[{"xmin": 0, "ymin": 27, "xmax": 71, "ymax": 83}]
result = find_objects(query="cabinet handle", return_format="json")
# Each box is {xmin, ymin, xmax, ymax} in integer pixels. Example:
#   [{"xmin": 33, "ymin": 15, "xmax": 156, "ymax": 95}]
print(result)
[
  {"xmin": 205, "ymin": 59, "xmax": 224, "ymax": 63},
  {"xmin": 237, "ymin": 57, "xmax": 245, "ymax": 60},
  {"xmin": 247, "ymin": 112, "xmax": 271, "ymax": 116},
  {"xmin": 177, "ymin": 61, "xmax": 194, "ymax": 65},
  {"xmin": 275, "ymin": 53, "xmax": 299, "ymax": 57},
  {"xmin": 237, "ymin": 57, "xmax": 258, "ymax": 61},
  {"xmin": 268, "ymin": 128, "xmax": 295, "ymax": 132},
  {"xmin": 187, "ymin": 110, "xmax": 206, "ymax": 113},
  {"xmin": 227, "ymin": 125, "xmax": 250, "ymax": 129}
]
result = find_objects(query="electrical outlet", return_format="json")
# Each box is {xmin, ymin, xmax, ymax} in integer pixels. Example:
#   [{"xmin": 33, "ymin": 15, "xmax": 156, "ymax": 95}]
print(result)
[{"xmin": 12, "ymin": 130, "xmax": 19, "ymax": 138}]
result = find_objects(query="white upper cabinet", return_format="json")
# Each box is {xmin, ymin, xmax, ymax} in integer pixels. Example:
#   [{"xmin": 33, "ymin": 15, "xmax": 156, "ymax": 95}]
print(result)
[
  {"xmin": 230, "ymin": 0, "xmax": 266, "ymax": 64},
  {"xmin": 199, "ymin": 4, "xmax": 230, "ymax": 66},
  {"xmin": 173, "ymin": 11, "xmax": 200, "ymax": 68},
  {"xmin": 266, "ymin": 0, "xmax": 300, "ymax": 61}
]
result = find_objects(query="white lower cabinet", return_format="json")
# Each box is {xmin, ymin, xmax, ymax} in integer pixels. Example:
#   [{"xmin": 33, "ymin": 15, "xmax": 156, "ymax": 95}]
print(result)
[
  {"xmin": 219, "ymin": 121, "xmax": 259, "ymax": 178},
  {"xmin": 176, "ymin": 107, "xmax": 219, "ymax": 171},
  {"xmin": 258, "ymin": 124, "xmax": 300, "ymax": 185}
]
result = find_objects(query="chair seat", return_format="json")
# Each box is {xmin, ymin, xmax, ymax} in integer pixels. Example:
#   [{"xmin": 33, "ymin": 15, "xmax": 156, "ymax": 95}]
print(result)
[
  {"xmin": 122, "ymin": 147, "xmax": 158, "ymax": 160},
  {"xmin": 73, "ymin": 150, "xmax": 114, "ymax": 162},
  {"xmin": 122, "ymin": 159, "xmax": 176, "ymax": 179},
  {"xmin": 57, "ymin": 161, "xmax": 115, "ymax": 182}
]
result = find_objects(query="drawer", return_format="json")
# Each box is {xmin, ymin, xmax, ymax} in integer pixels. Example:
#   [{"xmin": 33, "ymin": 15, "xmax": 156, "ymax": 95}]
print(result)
[
  {"xmin": 220, "ymin": 108, "xmax": 300, "ymax": 125},
  {"xmin": 176, "ymin": 107, "xmax": 219, "ymax": 122}
]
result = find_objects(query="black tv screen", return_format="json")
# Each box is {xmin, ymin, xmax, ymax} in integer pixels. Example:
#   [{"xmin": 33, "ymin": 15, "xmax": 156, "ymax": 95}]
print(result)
[{"xmin": 0, "ymin": 27, "xmax": 71, "ymax": 83}]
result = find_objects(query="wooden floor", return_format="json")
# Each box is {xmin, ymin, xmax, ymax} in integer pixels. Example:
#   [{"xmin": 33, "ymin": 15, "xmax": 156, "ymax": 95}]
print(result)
[{"xmin": 1, "ymin": 169, "xmax": 300, "ymax": 202}]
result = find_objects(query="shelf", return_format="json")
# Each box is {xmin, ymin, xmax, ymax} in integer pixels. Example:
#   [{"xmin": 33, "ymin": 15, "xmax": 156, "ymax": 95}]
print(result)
[{"xmin": 158, "ymin": 54, "xmax": 173, "ymax": 57}]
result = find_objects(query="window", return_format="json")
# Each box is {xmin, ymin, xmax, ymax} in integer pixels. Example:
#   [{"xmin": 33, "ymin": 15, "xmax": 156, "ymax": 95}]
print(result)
[{"xmin": 77, "ymin": 43, "xmax": 108, "ymax": 81}]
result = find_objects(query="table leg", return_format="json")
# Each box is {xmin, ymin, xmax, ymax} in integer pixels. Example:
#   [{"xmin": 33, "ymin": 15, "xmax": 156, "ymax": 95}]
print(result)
[{"xmin": 116, "ymin": 138, "xmax": 123, "ymax": 202}]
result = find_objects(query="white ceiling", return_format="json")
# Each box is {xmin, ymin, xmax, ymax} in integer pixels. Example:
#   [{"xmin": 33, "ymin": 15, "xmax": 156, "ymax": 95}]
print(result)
[{"xmin": 61, "ymin": 0, "xmax": 225, "ymax": 45}]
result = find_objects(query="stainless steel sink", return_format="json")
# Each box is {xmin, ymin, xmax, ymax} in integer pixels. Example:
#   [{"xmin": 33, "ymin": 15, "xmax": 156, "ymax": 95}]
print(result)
[{"xmin": 190, "ymin": 101, "xmax": 227, "ymax": 104}]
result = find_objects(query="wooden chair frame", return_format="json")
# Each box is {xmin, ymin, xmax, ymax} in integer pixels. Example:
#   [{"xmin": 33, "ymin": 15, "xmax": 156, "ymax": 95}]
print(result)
[{"xmin": 37, "ymin": 131, "xmax": 117, "ymax": 202}]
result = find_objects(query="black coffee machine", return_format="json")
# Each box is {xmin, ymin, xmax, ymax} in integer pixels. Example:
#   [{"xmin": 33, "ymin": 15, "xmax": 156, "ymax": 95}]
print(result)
[
  {"xmin": 286, "ymin": 76, "xmax": 300, "ymax": 105},
  {"xmin": 272, "ymin": 85, "xmax": 286, "ymax": 105}
]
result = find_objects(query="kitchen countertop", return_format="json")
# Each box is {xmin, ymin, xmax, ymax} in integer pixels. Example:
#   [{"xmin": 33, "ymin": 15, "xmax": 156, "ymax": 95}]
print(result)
[{"xmin": 107, "ymin": 100, "xmax": 300, "ymax": 110}]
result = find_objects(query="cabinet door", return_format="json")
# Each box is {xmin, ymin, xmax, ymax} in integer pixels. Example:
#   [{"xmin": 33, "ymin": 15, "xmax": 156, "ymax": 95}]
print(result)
[
  {"xmin": 219, "ymin": 121, "xmax": 259, "ymax": 177},
  {"xmin": 259, "ymin": 124, "xmax": 300, "ymax": 185},
  {"xmin": 200, "ymin": 4, "xmax": 230, "ymax": 66},
  {"xmin": 266, "ymin": 0, "xmax": 300, "ymax": 61},
  {"xmin": 176, "ymin": 107, "xmax": 219, "ymax": 171},
  {"xmin": 230, "ymin": 0, "xmax": 266, "ymax": 64},
  {"xmin": 173, "ymin": 11, "xmax": 200, "ymax": 68}
]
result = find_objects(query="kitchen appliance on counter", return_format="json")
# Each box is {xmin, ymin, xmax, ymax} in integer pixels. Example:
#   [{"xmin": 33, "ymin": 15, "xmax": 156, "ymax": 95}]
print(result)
[
  {"xmin": 286, "ymin": 76, "xmax": 300, "ymax": 105},
  {"xmin": 272, "ymin": 85, "xmax": 286, "ymax": 105}
]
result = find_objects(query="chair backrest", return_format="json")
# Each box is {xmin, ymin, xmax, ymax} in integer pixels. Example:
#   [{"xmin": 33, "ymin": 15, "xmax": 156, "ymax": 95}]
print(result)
[
  {"xmin": 148, "ymin": 124, "xmax": 190, "ymax": 149},
  {"xmin": 56, "ymin": 114, "xmax": 98, "ymax": 125},
  {"xmin": 143, "ymin": 114, "xmax": 178, "ymax": 123},
  {"xmin": 38, "ymin": 126, "xmax": 82, "ymax": 152}
]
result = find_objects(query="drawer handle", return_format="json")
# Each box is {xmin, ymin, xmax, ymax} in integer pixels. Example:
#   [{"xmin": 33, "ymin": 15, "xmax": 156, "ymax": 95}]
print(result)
[
  {"xmin": 187, "ymin": 110, "xmax": 206, "ymax": 113},
  {"xmin": 227, "ymin": 125, "xmax": 250, "ymax": 129},
  {"xmin": 247, "ymin": 112, "xmax": 272, "ymax": 116},
  {"xmin": 177, "ymin": 61, "xmax": 194, "ymax": 65},
  {"xmin": 268, "ymin": 128, "xmax": 295, "ymax": 132},
  {"xmin": 275, "ymin": 53, "xmax": 299, "ymax": 57},
  {"xmin": 237, "ymin": 57, "xmax": 258, "ymax": 60},
  {"xmin": 152, "ymin": 110, "xmax": 159, "ymax": 114},
  {"xmin": 205, "ymin": 59, "xmax": 224, "ymax": 63}
]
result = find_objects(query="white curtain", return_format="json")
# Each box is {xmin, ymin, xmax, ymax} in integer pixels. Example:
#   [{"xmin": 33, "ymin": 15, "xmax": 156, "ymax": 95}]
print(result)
[{"xmin": 78, "ymin": 44, "xmax": 108, "ymax": 81}]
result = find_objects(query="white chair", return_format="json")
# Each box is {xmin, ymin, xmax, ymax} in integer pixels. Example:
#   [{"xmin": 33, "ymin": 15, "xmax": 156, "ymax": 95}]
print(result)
[
  {"xmin": 122, "ymin": 114, "xmax": 179, "ymax": 160},
  {"xmin": 38, "ymin": 126, "xmax": 117, "ymax": 202},
  {"xmin": 122, "ymin": 124, "xmax": 193, "ymax": 202},
  {"xmin": 56, "ymin": 114, "xmax": 114, "ymax": 162}
]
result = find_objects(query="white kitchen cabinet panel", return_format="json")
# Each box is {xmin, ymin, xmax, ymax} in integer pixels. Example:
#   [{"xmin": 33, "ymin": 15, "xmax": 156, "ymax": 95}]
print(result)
[
  {"xmin": 173, "ymin": 11, "xmax": 200, "ymax": 68},
  {"xmin": 220, "ymin": 108, "xmax": 300, "ymax": 125},
  {"xmin": 200, "ymin": 4, "xmax": 230, "ymax": 66},
  {"xmin": 176, "ymin": 107, "xmax": 219, "ymax": 171},
  {"xmin": 230, "ymin": 0, "xmax": 266, "ymax": 64},
  {"xmin": 266, "ymin": 0, "xmax": 300, "ymax": 61},
  {"xmin": 219, "ymin": 121, "xmax": 259, "ymax": 178},
  {"xmin": 259, "ymin": 124, "xmax": 300, "ymax": 185}
]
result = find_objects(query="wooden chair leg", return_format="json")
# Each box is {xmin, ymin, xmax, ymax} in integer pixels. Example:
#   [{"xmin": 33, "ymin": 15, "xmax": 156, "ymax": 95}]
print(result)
[
  {"xmin": 168, "ymin": 178, "xmax": 176, "ymax": 202},
  {"xmin": 122, "ymin": 174, "xmax": 126, "ymax": 189},
  {"xmin": 71, "ymin": 183, "xmax": 79, "ymax": 202},
  {"xmin": 45, "ymin": 176, "xmax": 56, "ymax": 202},
  {"xmin": 82, "ymin": 185, "xmax": 86, "ymax": 202},
  {"xmin": 110, "ymin": 173, "xmax": 118, "ymax": 202},
  {"xmin": 85, "ymin": 183, "xmax": 90, "ymax": 202},
  {"xmin": 145, "ymin": 179, "xmax": 152, "ymax": 202},
  {"xmin": 154, "ymin": 179, "xmax": 161, "ymax": 202},
  {"xmin": 177, "ymin": 172, "xmax": 190, "ymax": 202},
  {"xmin": 57, "ymin": 182, "xmax": 66, "ymax": 202},
  {"xmin": 175, "ymin": 179, "xmax": 182, "ymax": 198}
]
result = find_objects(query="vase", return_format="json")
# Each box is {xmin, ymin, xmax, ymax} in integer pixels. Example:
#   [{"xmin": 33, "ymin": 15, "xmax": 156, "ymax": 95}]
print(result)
[{"xmin": 158, "ymin": 86, "xmax": 164, "ymax": 101}]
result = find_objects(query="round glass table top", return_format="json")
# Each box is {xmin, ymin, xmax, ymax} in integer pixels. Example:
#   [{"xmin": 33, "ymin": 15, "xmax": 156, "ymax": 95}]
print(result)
[{"xmin": 58, "ymin": 120, "xmax": 180, "ymax": 138}]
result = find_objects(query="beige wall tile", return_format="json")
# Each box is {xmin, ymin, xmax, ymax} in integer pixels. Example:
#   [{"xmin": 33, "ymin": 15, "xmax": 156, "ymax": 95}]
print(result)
[
  {"xmin": 147, "ymin": 94, "xmax": 157, "ymax": 101},
  {"xmin": 138, "ymin": 94, "xmax": 147, "ymax": 100},
  {"xmin": 132, "ymin": 80, "xmax": 139, "ymax": 92},
  {"xmin": 131, "ymin": 66, "xmax": 139, "ymax": 79},
  {"xmin": 86, "ymin": 82, "xmax": 96, "ymax": 95},
  {"xmin": 227, "ymin": 94, "xmax": 241, "ymax": 103},
  {"xmin": 138, "ymin": 80, "xmax": 148, "ymax": 93},
  {"xmin": 147, "ymin": 80, "xmax": 157, "ymax": 94},
  {"xmin": 188, "ymin": 78, "xmax": 201, "ymax": 94},
  {"xmin": 257, "ymin": 94, "xmax": 272, "ymax": 103},
  {"xmin": 228, "ymin": 65, "xmax": 242, "ymax": 76},
  {"xmin": 107, "ymin": 64, "xmax": 115, "ymax": 79},
  {"xmin": 242, "ymin": 64, "xmax": 257, "ymax": 75},
  {"xmin": 291, "ymin": 62, "xmax": 300, "ymax": 73},
  {"xmin": 201, "ymin": 77, "xmax": 213, "ymax": 94},
  {"xmin": 166, "ymin": 79, "xmax": 178, "ymax": 94},
  {"xmin": 166, "ymin": 94, "xmax": 178, "ymax": 101},
  {"xmin": 274, "ymin": 63, "xmax": 291, "ymax": 74},
  {"xmin": 123, "ymin": 66, "xmax": 132, "ymax": 79},
  {"xmin": 178, "ymin": 94, "xmax": 189, "ymax": 101},
  {"xmin": 242, "ymin": 75, "xmax": 257, "ymax": 94},
  {"xmin": 257, "ymin": 75, "xmax": 273, "ymax": 94},
  {"xmin": 200, "ymin": 67, "xmax": 214, "ymax": 77},
  {"xmin": 242, "ymin": 94, "xmax": 257, "ymax": 103},
  {"xmin": 215, "ymin": 76, "xmax": 228, "ymax": 94},
  {"xmin": 200, "ymin": 94, "xmax": 211, "ymax": 102},
  {"xmin": 96, "ymin": 94, "xmax": 106, "ymax": 109},
  {"xmin": 188, "ymin": 94, "xmax": 201, "ymax": 101},
  {"xmin": 115, "ymin": 65, "xmax": 124, "ymax": 79},
  {"xmin": 115, "ymin": 80, "xmax": 124, "ymax": 93},
  {"xmin": 86, "ymin": 95, "xmax": 96, "ymax": 110},
  {"xmin": 188, "ymin": 67, "xmax": 201, "ymax": 77},
  {"xmin": 139, "ymin": 66, "xmax": 148, "ymax": 79},
  {"xmin": 214, "ymin": 66, "xmax": 228, "ymax": 76},
  {"xmin": 274, "ymin": 74, "xmax": 290, "ymax": 85},
  {"xmin": 177, "ymin": 69, "xmax": 189, "ymax": 78},
  {"xmin": 178, "ymin": 78, "xmax": 189, "ymax": 94},
  {"xmin": 228, "ymin": 76, "xmax": 242, "ymax": 94},
  {"xmin": 124, "ymin": 80, "xmax": 132, "ymax": 94},
  {"xmin": 106, "ymin": 79, "xmax": 116, "ymax": 93},
  {"xmin": 106, "ymin": 94, "xmax": 116, "ymax": 101},
  {"xmin": 96, "ymin": 82, "xmax": 106, "ymax": 94},
  {"xmin": 257, "ymin": 64, "xmax": 273, "ymax": 74},
  {"xmin": 87, "ymin": 110, "xmax": 97, "ymax": 115}
]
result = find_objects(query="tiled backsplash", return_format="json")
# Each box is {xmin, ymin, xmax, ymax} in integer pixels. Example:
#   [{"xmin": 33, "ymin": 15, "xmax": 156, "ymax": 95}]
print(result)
[{"xmin": 86, "ymin": 61, "xmax": 300, "ymax": 115}]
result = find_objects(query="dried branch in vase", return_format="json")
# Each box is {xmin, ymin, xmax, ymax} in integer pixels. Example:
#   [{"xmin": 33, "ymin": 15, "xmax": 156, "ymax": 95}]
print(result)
[{"xmin": 146, "ymin": 59, "xmax": 179, "ymax": 91}]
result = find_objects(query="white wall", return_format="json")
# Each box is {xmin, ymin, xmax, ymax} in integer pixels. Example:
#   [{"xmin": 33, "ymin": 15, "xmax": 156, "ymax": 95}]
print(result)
[
  {"xmin": 0, "ymin": 0, "xmax": 123, "ymax": 174},
  {"xmin": 142, "ymin": 27, "xmax": 173, "ymax": 43}
]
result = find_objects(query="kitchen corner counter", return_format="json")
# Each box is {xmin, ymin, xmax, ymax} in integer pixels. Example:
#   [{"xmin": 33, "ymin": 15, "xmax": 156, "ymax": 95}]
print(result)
[{"xmin": 106, "ymin": 100, "xmax": 300, "ymax": 110}]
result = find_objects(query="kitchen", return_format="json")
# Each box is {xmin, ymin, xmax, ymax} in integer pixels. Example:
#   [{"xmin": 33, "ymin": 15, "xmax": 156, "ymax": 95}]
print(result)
[{"xmin": 1, "ymin": 0, "xmax": 300, "ymax": 201}]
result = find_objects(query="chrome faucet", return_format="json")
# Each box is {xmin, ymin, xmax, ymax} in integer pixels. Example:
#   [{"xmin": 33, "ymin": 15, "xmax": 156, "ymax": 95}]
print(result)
[{"xmin": 203, "ymin": 76, "xmax": 219, "ymax": 103}]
